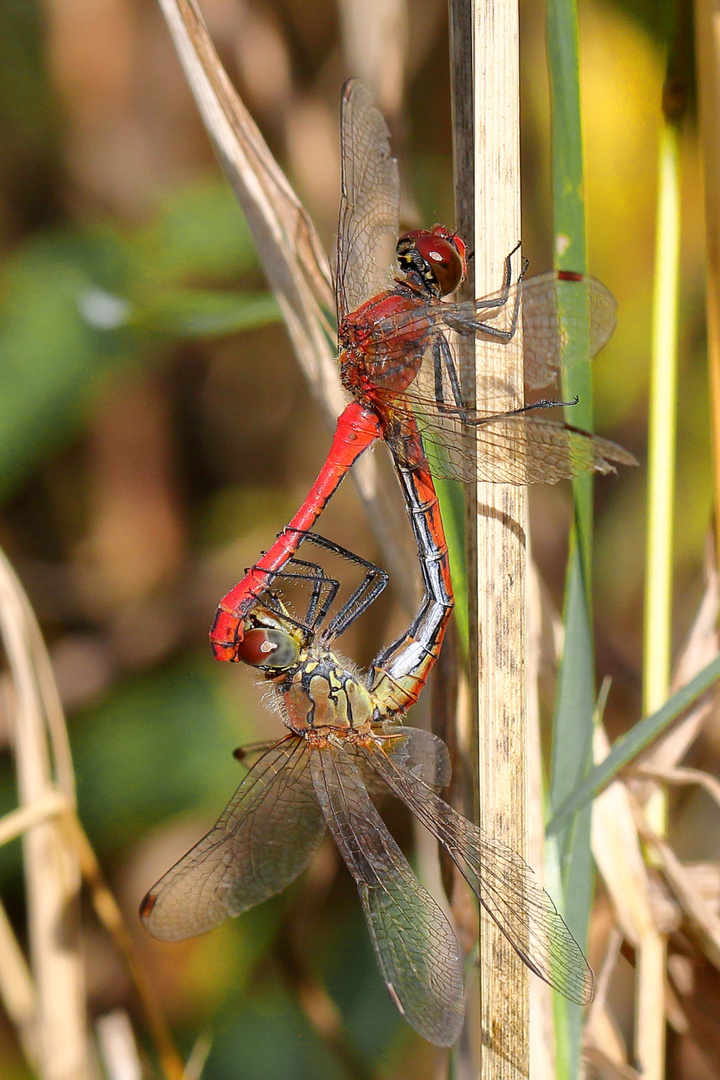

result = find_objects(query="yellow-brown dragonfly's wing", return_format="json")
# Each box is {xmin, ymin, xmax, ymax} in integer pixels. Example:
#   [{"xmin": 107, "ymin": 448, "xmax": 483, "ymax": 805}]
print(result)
[
  {"xmin": 353, "ymin": 725, "xmax": 451, "ymax": 801},
  {"xmin": 335, "ymin": 79, "xmax": 400, "ymax": 321},
  {"xmin": 309, "ymin": 746, "xmax": 464, "ymax": 1046},
  {"xmin": 359, "ymin": 742, "xmax": 595, "ymax": 1006},
  {"xmin": 141, "ymin": 737, "xmax": 324, "ymax": 941},
  {"xmin": 370, "ymin": 725, "xmax": 452, "ymax": 790}
]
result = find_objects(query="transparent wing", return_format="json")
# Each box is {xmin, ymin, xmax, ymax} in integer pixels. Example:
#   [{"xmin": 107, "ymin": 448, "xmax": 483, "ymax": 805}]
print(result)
[
  {"xmin": 356, "ymin": 271, "xmax": 617, "ymax": 390},
  {"xmin": 353, "ymin": 725, "xmax": 451, "ymax": 800},
  {"xmin": 309, "ymin": 746, "xmax": 464, "ymax": 1047},
  {"xmin": 409, "ymin": 410, "xmax": 638, "ymax": 486},
  {"xmin": 374, "ymin": 725, "xmax": 452, "ymax": 790},
  {"xmin": 336, "ymin": 79, "xmax": 400, "ymax": 321},
  {"xmin": 359, "ymin": 742, "xmax": 595, "ymax": 1006},
  {"xmin": 443, "ymin": 270, "xmax": 617, "ymax": 389},
  {"xmin": 141, "ymin": 737, "xmax": 324, "ymax": 941}
]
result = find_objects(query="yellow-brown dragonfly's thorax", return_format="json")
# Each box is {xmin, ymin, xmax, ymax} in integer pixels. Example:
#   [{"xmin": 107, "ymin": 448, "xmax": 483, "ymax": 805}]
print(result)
[{"xmin": 269, "ymin": 645, "xmax": 376, "ymax": 737}]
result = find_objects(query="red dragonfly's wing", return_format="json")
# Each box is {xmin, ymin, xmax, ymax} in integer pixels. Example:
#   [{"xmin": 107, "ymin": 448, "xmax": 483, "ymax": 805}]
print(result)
[
  {"xmin": 409, "ymin": 410, "xmax": 638, "ymax": 485},
  {"xmin": 140, "ymin": 737, "xmax": 324, "ymax": 941},
  {"xmin": 335, "ymin": 79, "xmax": 400, "ymax": 322},
  {"xmin": 441, "ymin": 270, "xmax": 618, "ymax": 389},
  {"xmin": 359, "ymin": 270, "xmax": 618, "ymax": 393},
  {"xmin": 359, "ymin": 736, "xmax": 595, "ymax": 1006},
  {"xmin": 352, "ymin": 267, "xmax": 634, "ymax": 484},
  {"xmin": 309, "ymin": 745, "xmax": 464, "ymax": 1047}
]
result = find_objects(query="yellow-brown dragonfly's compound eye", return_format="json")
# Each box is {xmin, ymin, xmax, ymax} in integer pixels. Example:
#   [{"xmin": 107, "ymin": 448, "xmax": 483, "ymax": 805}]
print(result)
[{"xmin": 236, "ymin": 627, "xmax": 299, "ymax": 670}]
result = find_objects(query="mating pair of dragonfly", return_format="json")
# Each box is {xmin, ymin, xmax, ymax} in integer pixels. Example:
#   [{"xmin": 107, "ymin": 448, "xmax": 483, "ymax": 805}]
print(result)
[{"xmin": 141, "ymin": 81, "xmax": 634, "ymax": 1046}]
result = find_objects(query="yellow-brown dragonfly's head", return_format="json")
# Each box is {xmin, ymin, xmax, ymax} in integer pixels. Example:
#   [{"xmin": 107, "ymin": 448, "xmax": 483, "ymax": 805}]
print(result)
[{"xmin": 236, "ymin": 606, "xmax": 303, "ymax": 673}]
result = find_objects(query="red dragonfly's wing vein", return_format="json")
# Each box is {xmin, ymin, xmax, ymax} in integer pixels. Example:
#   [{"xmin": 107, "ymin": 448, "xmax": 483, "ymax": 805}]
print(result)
[
  {"xmin": 140, "ymin": 737, "xmax": 324, "ymax": 941},
  {"xmin": 336, "ymin": 80, "xmax": 400, "ymax": 321},
  {"xmin": 309, "ymin": 744, "xmax": 464, "ymax": 1047}
]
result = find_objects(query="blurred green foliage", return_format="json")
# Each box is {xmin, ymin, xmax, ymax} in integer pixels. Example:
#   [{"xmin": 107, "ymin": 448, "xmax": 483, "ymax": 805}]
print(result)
[{"xmin": 0, "ymin": 182, "xmax": 280, "ymax": 501}]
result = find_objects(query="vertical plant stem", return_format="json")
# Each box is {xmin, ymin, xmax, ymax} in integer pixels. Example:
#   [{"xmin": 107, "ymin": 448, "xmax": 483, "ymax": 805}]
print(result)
[
  {"xmin": 545, "ymin": 2, "xmax": 594, "ymax": 1077},
  {"xmin": 0, "ymin": 550, "xmax": 89, "ymax": 1080},
  {"xmin": 643, "ymin": 123, "xmax": 681, "ymax": 723},
  {"xmin": 469, "ymin": 1, "xmax": 528, "ymax": 1076},
  {"xmin": 640, "ymin": 110, "xmax": 682, "ymax": 1080},
  {"xmin": 694, "ymin": 0, "xmax": 720, "ymax": 574},
  {"xmin": 639, "ymin": 8, "xmax": 689, "ymax": 1072}
]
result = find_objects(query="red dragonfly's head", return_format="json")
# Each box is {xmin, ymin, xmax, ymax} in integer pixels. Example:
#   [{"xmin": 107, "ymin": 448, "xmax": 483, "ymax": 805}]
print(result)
[{"xmin": 396, "ymin": 225, "xmax": 467, "ymax": 297}]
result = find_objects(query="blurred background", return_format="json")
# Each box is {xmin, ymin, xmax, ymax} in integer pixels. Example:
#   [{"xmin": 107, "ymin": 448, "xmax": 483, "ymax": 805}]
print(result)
[{"xmin": 0, "ymin": 0, "xmax": 714, "ymax": 1077}]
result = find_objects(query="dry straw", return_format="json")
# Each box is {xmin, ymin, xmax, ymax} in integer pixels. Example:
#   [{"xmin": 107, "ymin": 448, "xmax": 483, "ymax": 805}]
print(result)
[{"xmin": 0, "ymin": 545, "xmax": 184, "ymax": 1080}]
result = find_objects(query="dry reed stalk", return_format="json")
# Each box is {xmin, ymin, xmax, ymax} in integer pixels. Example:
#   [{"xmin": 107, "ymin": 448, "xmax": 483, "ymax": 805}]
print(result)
[
  {"xmin": 0, "ymin": 547, "xmax": 88, "ymax": 1080},
  {"xmin": 450, "ymin": 1, "xmax": 528, "ymax": 1075},
  {"xmin": 0, "ymin": 544, "xmax": 185, "ymax": 1080}
]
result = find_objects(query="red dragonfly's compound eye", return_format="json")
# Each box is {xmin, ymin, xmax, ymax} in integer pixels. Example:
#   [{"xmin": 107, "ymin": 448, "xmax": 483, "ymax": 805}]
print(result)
[
  {"xmin": 397, "ymin": 227, "xmax": 466, "ymax": 296},
  {"xmin": 236, "ymin": 627, "xmax": 300, "ymax": 670}
]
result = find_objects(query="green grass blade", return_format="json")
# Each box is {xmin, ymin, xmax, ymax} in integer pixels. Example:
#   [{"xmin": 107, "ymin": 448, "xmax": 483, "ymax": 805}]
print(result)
[
  {"xmin": 546, "ymin": 0, "xmax": 595, "ymax": 1073},
  {"xmin": 548, "ymin": 652, "xmax": 720, "ymax": 830}
]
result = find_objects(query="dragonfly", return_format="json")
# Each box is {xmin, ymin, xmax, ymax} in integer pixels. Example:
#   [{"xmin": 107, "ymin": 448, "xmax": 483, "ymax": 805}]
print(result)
[
  {"xmin": 141, "ymin": 534, "xmax": 594, "ymax": 1047},
  {"xmin": 210, "ymin": 79, "xmax": 635, "ymax": 667}
]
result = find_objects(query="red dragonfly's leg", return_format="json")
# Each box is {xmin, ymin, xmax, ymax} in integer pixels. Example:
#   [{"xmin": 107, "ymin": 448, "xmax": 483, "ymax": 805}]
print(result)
[
  {"xmin": 210, "ymin": 402, "xmax": 383, "ymax": 661},
  {"xmin": 370, "ymin": 434, "xmax": 454, "ymax": 716}
]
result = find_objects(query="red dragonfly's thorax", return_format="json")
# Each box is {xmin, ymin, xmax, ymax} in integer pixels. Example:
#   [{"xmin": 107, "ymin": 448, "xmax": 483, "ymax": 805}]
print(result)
[{"xmin": 338, "ymin": 284, "xmax": 433, "ymax": 398}]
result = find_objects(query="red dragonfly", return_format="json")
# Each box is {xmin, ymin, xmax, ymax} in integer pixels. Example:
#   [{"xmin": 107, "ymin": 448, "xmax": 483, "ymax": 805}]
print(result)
[
  {"xmin": 210, "ymin": 80, "xmax": 634, "ymax": 667},
  {"xmin": 142, "ymin": 535, "xmax": 594, "ymax": 1047}
]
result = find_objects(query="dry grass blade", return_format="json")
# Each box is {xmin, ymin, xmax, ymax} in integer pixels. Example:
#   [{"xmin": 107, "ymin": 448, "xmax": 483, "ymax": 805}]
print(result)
[
  {"xmin": 592, "ymin": 727, "xmax": 657, "ymax": 948},
  {"xmin": 96, "ymin": 1010, "xmax": 142, "ymax": 1080},
  {"xmin": 61, "ymin": 811, "xmax": 185, "ymax": 1080},
  {"xmin": 632, "ymin": 764, "xmax": 720, "ymax": 813},
  {"xmin": 156, "ymin": 0, "xmax": 334, "ymax": 391},
  {"xmin": 633, "ymin": 809, "xmax": 720, "ymax": 972},
  {"xmin": 583, "ymin": 932, "xmax": 632, "ymax": 1076},
  {"xmin": 636, "ymin": 541, "xmax": 719, "ymax": 782},
  {"xmin": 0, "ymin": 901, "xmax": 38, "ymax": 1070},
  {"xmin": 156, "ymin": 0, "xmax": 417, "ymax": 602},
  {"xmin": 586, "ymin": 926, "xmax": 623, "ymax": 1025},
  {"xmin": 0, "ymin": 547, "xmax": 88, "ymax": 1080},
  {"xmin": 0, "ymin": 545, "xmax": 185, "ymax": 1080},
  {"xmin": 591, "ymin": 726, "xmax": 666, "ymax": 1076},
  {"xmin": 584, "ymin": 1045, "xmax": 643, "ymax": 1080},
  {"xmin": 338, "ymin": 0, "xmax": 407, "ymax": 113}
]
